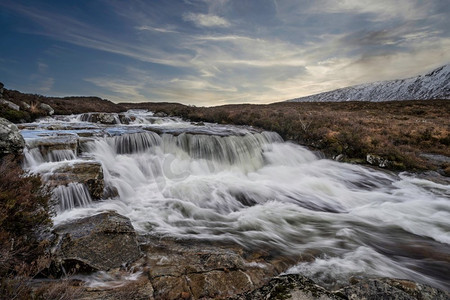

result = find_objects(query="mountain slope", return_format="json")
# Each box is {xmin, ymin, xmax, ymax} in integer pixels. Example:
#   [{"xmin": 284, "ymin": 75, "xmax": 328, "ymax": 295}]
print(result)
[{"xmin": 287, "ymin": 64, "xmax": 450, "ymax": 102}]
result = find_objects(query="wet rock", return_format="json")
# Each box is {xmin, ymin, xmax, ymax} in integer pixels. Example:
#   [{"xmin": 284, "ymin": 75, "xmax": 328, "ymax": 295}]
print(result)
[
  {"xmin": 366, "ymin": 154, "xmax": 390, "ymax": 168},
  {"xmin": 118, "ymin": 113, "xmax": 134, "ymax": 125},
  {"xmin": 28, "ymin": 135, "xmax": 78, "ymax": 161},
  {"xmin": 142, "ymin": 238, "xmax": 294, "ymax": 299},
  {"xmin": 40, "ymin": 103, "xmax": 55, "ymax": 115},
  {"xmin": 80, "ymin": 112, "xmax": 119, "ymax": 124},
  {"xmin": 47, "ymin": 161, "xmax": 104, "ymax": 199},
  {"xmin": 52, "ymin": 211, "xmax": 141, "ymax": 272},
  {"xmin": 338, "ymin": 277, "xmax": 450, "ymax": 300},
  {"xmin": 0, "ymin": 117, "xmax": 25, "ymax": 155},
  {"xmin": 234, "ymin": 274, "xmax": 341, "ymax": 300},
  {"xmin": 1, "ymin": 99, "xmax": 20, "ymax": 111},
  {"xmin": 153, "ymin": 111, "xmax": 168, "ymax": 117}
]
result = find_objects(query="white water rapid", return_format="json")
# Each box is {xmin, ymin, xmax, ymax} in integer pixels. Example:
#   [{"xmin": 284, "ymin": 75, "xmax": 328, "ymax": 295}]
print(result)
[{"xmin": 20, "ymin": 110, "xmax": 450, "ymax": 291}]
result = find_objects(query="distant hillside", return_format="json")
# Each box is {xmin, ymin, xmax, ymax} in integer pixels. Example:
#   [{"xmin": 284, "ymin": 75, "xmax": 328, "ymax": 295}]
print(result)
[
  {"xmin": 2, "ymin": 88, "xmax": 125, "ymax": 114},
  {"xmin": 287, "ymin": 64, "xmax": 450, "ymax": 102}
]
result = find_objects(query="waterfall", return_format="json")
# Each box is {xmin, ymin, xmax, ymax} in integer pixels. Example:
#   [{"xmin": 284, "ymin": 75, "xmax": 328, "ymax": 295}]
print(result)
[
  {"xmin": 53, "ymin": 183, "xmax": 93, "ymax": 212},
  {"xmin": 18, "ymin": 110, "xmax": 450, "ymax": 291}
]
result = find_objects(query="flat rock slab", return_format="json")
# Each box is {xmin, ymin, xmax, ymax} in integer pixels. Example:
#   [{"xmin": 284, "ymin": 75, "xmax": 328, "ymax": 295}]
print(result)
[
  {"xmin": 47, "ymin": 161, "xmax": 104, "ymax": 199},
  {"xmin": 141, "ymin": 238, "xmax": 296, "ymax": 299},
  {"xmin": 53, "ymin": 211, "xmax": 140, "ymax": 272}
]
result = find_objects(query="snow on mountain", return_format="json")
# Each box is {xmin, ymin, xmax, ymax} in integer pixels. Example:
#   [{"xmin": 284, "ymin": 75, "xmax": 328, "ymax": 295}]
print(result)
[{"xmin": 287, "ymin": 64, "xmax": 450, "ymax": 102}]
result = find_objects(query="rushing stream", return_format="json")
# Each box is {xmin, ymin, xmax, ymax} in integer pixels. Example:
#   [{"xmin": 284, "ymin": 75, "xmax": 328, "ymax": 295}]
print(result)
[{"xmin": 20, "ymin": 110, "xmax": 450, "ymax": 291}]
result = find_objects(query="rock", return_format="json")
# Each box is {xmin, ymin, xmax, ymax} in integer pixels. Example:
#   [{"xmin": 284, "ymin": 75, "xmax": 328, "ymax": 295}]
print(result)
[
  {"xmin": 118, "ymin": 113, "xmax": 133, "ymax": 125},
  {"xmin": 21, "ymin": 101, "xmax": 31, "ymax": 110},
  {"xmin": 141, "ymin": 238, "xmax": 295, "ymax": 300},
  {"xmin": 0, "ymin": 82, "xmax": 4, "ymax": 95},
  {"xmin": 80, "ymin": 113, "xmax": 119, "ymax": 124},
  {"xmin": 40, "ymin": 103, "xmax": 55, "ymax": 115},
  {"xmin": 338, "ymin": 277, "xmax": 450, "ymax": 300},
  {"xmin": 52, "ymin": 211, "xmax": 141, "ymax": 272},
  {"xmin": 366, "ymin": 154, "xmax": 390, "ymax": 168},
  {"xmin": 27, "ymin": 135, "xmax": 78, "ymax": 162},
  {"xmin": 234, "ymin": 274, "xmax": 341, "ymax": 300},
  {"xmin": 0, "ymin": 117, "xmax": 25, "ymax": 155},
  {"xmin": 47, "ymin": 161, "xmax": 104, "ymax": 199},
  {"xmin": 153, "ymin": 112, "xmax": 168, "ymax": 117},
  {"xmin": 0, "ymin": 99, "xmax": 20, "ymax": 111}
]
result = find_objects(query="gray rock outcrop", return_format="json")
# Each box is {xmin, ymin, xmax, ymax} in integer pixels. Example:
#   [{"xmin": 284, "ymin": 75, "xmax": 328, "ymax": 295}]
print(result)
[
  {"xmin": 234, "ymin": 274, "xmax": 450, "ymax": 300},
  {"xmin": 52, "ymin": 211, "xmax": 141, "ymax": 272},
  {"xmin": 0, "ymin": 117, "xmax": 25, "ymax": 155},
  {"xmin": 39, "ymin": 103, "xmax": 55, "ymax": 115},
  {"xmin": 47, "ymin": 161, "xmax": 105, "ymax": 199},
  {"xmin": 0, "ymin": 99, "xmax": 20, "ymax": 111}
]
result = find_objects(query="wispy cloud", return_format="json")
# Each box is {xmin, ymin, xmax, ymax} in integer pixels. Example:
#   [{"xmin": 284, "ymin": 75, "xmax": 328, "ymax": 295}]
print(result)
[
  {"xmin": 183, "ymin": 12, "xmax": 230, "ymax": 27},
  {"xmin": 135, "ymin": 25, "xmax": 179, "ymax": 34},
  {"xmin": 1, "ymin": 0, "xmax": 449, "ymax": 105}
]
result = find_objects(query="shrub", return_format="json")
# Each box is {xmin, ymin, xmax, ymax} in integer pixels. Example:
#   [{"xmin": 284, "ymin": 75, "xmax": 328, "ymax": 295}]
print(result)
[{"xmin": 0, "ymin": 155, "xmax": 53, "ymax": 299}]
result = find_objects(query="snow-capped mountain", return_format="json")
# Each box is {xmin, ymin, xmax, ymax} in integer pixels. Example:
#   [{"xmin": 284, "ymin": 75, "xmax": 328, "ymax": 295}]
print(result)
[{"xmin": 287, "ymin": 64, "xmax": 450, "ymax": 102}]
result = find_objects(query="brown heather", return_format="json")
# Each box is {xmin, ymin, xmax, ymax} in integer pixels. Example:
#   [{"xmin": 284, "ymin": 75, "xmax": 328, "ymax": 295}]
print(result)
[{"xmin": 0, "ymin": 155, "xmax": 53, "ymax": 299}]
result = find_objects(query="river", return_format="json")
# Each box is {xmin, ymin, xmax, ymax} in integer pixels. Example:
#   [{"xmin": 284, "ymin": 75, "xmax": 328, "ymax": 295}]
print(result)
[{"xmin": 20, "ymin": 110, "xmax": 450, "ymax": 291}]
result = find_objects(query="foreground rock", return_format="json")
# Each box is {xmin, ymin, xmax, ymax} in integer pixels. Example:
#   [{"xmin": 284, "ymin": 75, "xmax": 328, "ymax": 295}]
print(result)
[
  {"xmin": 140, "ymin": 238, "xmax": 296, "ymax": 299},
  {"xmin": 338, "ymin": 277, "xmax": 450, "ymax": 300},
  {"xmin": 0, "ymin": 117, "xmax": 25, "ymax": 155},
  {"xmin": 47, "ymin": 161, "xmax": 105, "ymax": 199},
  {"xmin": 234, "ymin": 274, "xmax": 450, "ymax": 300},
  {"xmin": 52, "ymin": 212, "xmax": 140, "ymax": 273}
]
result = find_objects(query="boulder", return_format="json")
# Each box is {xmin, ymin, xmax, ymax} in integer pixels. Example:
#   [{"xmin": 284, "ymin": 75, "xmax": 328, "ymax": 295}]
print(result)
[
  {"xmin": 21, "ymin": 101, "xmax": 31, "ymax": 110},
  {"xmin": 47, "ymin": 161, "xmax": 104, "ymax": 199},
  {"xmin": 337, "ymin": 277, "xmax": 450, "ymax": 300},
  {"xmin": 27, "ymin": 135, "xmax": 78, "ymax": 162},
  {"xmin": 366, "ymin": 154, "xmax": 390, "ymax": 168},
  {"xmin": 153, "ymin": 111, "xmax": 168, "ymax": 117},
  {"xmin": 142, "ymin": 238, "xmax": 295, "ymax": 299},
  {"xmin": 52, "ymin": 211, "xmax": 141, "ymax": 272},
  {"xmin": 234, "ymin": 274, "xmax": 341, "ymax": 300},
  {"xmin": 0, "ymin": 99, "xmax": 20, "ymax": 111},
  {"xmin": 80, "ymin": 113, "xmax": 119, "ymax": 124},
  {"xmin": 0, "ymin": 117, "xmax": 25, "ymax": 155},
  {"xmin": 234, "ymin": 275, "xmax": 450, "ymax": 300},
  {"xmin": 40, "ymin": 103, "xmax": 55, "ymax": 115}
]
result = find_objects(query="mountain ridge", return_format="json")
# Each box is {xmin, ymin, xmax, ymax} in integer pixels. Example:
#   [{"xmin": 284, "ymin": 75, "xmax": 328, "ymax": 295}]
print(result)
[{"xmin": 286, "ymin": 64, "xmax": 450, "ymax": 102}]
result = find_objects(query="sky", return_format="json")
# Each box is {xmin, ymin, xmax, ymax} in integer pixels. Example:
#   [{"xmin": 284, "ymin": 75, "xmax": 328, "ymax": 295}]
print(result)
[{"xmin": 0, "ymin": 0, "xmax": 449, "ymax": 106}]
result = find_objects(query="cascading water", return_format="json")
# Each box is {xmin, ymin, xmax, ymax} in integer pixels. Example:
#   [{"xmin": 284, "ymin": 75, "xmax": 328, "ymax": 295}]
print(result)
[
  {"xmin": 20, "ymin": 110, "xmax": 450, "ymax": 291},
  {"xmin": 53, "ymin": 183, "xmax": 93, "ymax": 212}
]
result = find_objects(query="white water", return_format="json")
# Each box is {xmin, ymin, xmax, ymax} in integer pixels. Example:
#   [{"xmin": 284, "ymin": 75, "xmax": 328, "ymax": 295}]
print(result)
[{"xmin": 20, "ymin": 111, "xmax": 450, "ymax": 291}]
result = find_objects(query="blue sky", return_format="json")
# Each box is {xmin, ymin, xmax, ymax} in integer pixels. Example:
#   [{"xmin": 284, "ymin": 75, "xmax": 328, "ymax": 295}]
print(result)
[{"xmin": 1, "ymin": 0, "xmax": 449, "ymax": 106}]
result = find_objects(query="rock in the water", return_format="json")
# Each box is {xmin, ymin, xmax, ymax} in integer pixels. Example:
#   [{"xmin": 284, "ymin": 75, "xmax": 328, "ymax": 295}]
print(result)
[
  {"xmin": 80, "ymin": 112, "xmax": 119, "ymax": 124},
  {"xmin": 142, "ymin": 238, "xmax": 295, "ymax": 300},
  {"xmin": 338, "ymin": 277, "xmax": 450, "ymax": 300},
  {"xmin": 52, "ymin": 211, "xmax": 140, "ymax": 272},
  {"xmin": 0, "ymin": 99, "xmax": 20, "ymax": 111},
  {"xmin": 47, "ymin": 161, "xmax": 105, "ymax": 199},
  {"xmin": 234, "ymin": 275, "xmax": 450, "ymax": 300},
  {"xmin": 40, "ymin": 103, "xmax": 55, "ymax": 115},
  {"xmin": 234, "ymin": 274, "xmax": 341, "ymax": 300},
  {"xmin": 27, "ymin": 135, "xmax": 78, "ymax": 162},
  {"xmin": 153, "ymin": 111, "xmax": 168, "ymax": 117},
  {"xmin": 0, "ymin": 117, "xmax": 25, "ymax": 155}
]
